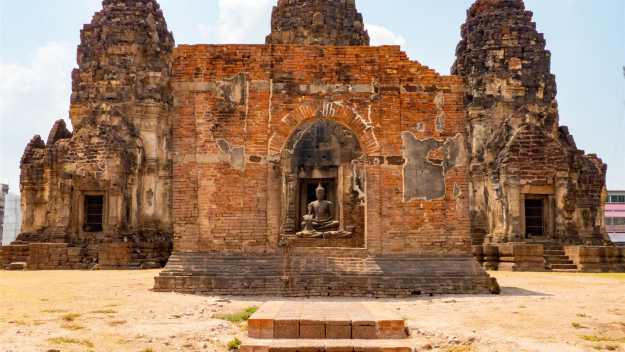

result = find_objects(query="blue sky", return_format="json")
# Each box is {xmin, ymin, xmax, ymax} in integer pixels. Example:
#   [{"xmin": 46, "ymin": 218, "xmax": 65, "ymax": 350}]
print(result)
[{"xmin": 0, "ymin": 0, "xmax": 624, "ymax": 192}]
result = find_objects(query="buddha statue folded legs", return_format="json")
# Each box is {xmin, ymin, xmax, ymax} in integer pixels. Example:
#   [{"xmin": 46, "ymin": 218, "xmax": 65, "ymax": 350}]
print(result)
[{"xmin": 296, "ymin": 184, "xmax": 347, "ymax": 239}]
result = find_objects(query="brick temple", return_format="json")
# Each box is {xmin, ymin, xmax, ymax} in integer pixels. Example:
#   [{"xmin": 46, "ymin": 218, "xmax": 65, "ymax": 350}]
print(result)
[{"xmin": 2, "ymin": 0, "xmax": 623, "ymax": 291}]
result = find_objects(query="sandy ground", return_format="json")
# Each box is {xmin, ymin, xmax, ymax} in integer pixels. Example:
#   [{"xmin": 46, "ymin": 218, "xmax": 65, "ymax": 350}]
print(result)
[{"xmin": 0, "ymin": 270, "xmax": 623, "ymax": 352}]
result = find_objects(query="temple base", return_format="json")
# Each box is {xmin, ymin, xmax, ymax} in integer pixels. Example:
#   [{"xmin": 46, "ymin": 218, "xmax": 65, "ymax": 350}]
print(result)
[{"xmin": 154, "ymin": 250, "xmax": 499, "ymax": 297}]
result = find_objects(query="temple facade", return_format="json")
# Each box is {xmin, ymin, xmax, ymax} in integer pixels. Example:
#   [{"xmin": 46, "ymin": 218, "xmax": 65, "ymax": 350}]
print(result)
[{"xmin": 2, "ymin": 0, "xmax": 622, "ymax": 283}]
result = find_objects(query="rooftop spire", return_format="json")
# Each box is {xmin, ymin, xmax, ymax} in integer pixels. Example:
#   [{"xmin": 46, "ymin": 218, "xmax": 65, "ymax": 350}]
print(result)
[
  {"xmin": 467, "ymin": 0, "xmax": 525, "ymax": 17},
  {"xmin": 266, "ymin": 0, "xmax": 370, "ymax": 46},
  {"xmin": 452, "ymin": 0, "xmax": 557, "ymax": 131},
  {"xmin": 71, "ymin": 0, "xmax": 174, "ymax": 129}
]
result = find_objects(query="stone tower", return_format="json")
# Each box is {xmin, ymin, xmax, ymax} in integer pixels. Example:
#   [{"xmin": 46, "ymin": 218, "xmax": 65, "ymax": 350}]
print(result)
[
  {"xmin": 453, "ymin": 0, "xmax": 608, "ymax": 245},
  {"xmin": 266, "ymin": 0, "xmax": 370, "ymax": 45},
  {"xmin": 17, "ymin": 0, "xmax": 175, "ymax": 266}
]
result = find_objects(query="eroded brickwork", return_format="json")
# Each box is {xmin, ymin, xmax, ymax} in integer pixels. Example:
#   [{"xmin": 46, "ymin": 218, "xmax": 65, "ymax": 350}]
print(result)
[
  {"xmin": 14, "ymin": 0, "xmax": 174, "ymax": 268},
  {"xmin": 453, "ymin": 0, "xmax": 608, "ymax": 246},
  {"xmin": 266, "ymin": 0, "xmax": 370, "ymax": 45}
]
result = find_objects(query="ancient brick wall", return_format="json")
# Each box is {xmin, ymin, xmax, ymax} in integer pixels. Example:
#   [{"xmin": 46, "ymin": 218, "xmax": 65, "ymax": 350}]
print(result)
[
  {"xmin": 170, "ymin": 44, "xmax": 471, "ymax": 257},
  {"xmin": 453, "ymin": 0, "xmax": 608, "ymax": 245}
]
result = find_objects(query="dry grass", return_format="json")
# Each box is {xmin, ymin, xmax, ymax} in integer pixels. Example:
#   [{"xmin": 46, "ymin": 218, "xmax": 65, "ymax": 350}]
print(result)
[
  {"xmin": 91, "ymin": 309, "xmax": 118, "ymax": 314},
  {"xmin": 580, "ymin": 335, "xmax": 625, "ymax": 343},
  {"xmin": 61, "ymin": 323, "xmax": 86, "ymax": 331},
  {"xmin": 41, "ymin": 309, "xmax": 67, "ymax": 314},
  {"xmin": 61, "ymin": 313, "xmax": 81, "ymax": 322},
  {"xmin": 444, "ymin": 345, "xmax": 474, "ymax": 352},
  {"xmin": 109, "ymin": 320, "xmax": 127, "ymax": 326},
  {"xmin": 47, "ymin": 337, "xmax": 94, "ymax": 348}
]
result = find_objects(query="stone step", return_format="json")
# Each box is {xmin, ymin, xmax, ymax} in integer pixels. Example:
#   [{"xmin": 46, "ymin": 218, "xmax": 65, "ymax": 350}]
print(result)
[
  {"xmin": 544, "ymin": 250, "xmax": 565, "ymax": 256},
  {"xmin": 248, "ymin": 301, "xmax": 408, "ymax": 340},
  {"xmin": 545, "ymin": 257, "xmax": 573, "ymax": 262},
  {"xmin": 6, "ymin": 262, "xmax": 27, "ymax": 271},
  {"xmin": 544, "ymin": 254, "xmax": 569, "ymax": 260},
  {"xmin": 546, "ymin": 259, "xmax": 574, "ymax": 265},
  {"xmin": 240, "ymin": 338, "xmax": 415, "ymax": 352},
  {"xmin": 551, "ymin": 269, "xmax": 579, "ymax": 273},
  {"xmin": 549, "ymin": 264, "xmax": 578, "ymax": 270}
]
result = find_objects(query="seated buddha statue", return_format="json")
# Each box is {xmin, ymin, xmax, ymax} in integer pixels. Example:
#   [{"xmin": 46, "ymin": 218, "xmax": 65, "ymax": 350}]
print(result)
[{"xmin": 299, "ymin": 183, "xmax": 340, "ymax": 236}]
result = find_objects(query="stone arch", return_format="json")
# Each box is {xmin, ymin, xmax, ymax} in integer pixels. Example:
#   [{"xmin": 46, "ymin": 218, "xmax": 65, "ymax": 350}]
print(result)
[{"xmin": 268, "ymin": 101, "xmax": 380, "ymax": 158}]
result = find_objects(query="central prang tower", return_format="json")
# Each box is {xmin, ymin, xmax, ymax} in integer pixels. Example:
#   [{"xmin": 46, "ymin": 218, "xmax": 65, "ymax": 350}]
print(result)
[{"xmin": 266, "ymin": 0, "xmax": 370, "ymax": 45}]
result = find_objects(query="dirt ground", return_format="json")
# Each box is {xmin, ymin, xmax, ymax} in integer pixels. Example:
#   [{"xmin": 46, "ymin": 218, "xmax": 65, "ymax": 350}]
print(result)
[{"xmin": 0, "ymin": 270, "xmax": 623, "ymax": 352}]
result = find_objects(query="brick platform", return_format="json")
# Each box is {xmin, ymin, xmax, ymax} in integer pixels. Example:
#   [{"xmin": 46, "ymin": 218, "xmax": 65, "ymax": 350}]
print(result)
[
  {"xmin": 240, "ymin": 338, "xmax": 414, "ymax": 352},
  {"xmin": 242, "ymin": 301, "xmax": 416, "ymax": 351},
  {"xmin": 154, "ymin": 251, "xmax": 498, "ymax": 297},
  {"xmin": 248, "ymin": 301, "xmax": 407, "ymax": 339}
]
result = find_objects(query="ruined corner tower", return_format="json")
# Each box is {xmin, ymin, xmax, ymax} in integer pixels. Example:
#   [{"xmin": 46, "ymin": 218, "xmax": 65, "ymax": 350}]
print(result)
[
  {"xmin": 13, "ymin": 0, "xmax": 175, "ymax": 269},
  {"xmin": 266, "ymin": 0, "xmax": 370, "ymax": 45},
  {"xmin": 453, "ymin": 0, "xmax": 608, "ymax": 246}
]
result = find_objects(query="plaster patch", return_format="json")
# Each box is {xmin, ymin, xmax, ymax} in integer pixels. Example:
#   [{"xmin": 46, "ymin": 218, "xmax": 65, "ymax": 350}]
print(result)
[{"xmin": 216, "ymin": 139, "xmax": 245, "ymax": 171}]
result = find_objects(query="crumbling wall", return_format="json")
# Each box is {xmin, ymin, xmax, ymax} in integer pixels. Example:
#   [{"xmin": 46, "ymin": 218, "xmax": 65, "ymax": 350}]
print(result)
[
  {"xmin": 453, "ymin": 0, "xmax": 608, "ymax": 245},
  {"xmin": 266, "ymin": 0, "xmax": 369, "ymax": 45},
  {"xmin": 16, "ymin": 0, "xmax": 175, "ymax": 268},
  {"xmin": 171, "ymin": 44, "xmax": 471, "ymax": 256}
]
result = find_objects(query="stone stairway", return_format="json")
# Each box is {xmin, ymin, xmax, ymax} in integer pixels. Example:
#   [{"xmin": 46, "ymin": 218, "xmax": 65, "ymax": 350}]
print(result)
[
  {"xmin": 241, "ymin": 301, "xmax": 415, "ymax": 351},
  {"xmin": 543, "ymin": 244, "xmax": 578, "ymax": 272}
]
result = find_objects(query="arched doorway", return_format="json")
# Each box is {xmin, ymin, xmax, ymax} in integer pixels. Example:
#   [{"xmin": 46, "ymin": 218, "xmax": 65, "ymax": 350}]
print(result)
[{"xmin": 280, "ymin": 119, "xmax": 365, "ymax": 247}]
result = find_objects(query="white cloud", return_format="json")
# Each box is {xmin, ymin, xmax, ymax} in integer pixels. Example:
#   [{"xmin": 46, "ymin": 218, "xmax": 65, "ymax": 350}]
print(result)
[
  {"xmin": 366, "ymin": 24, "xmax": 407, "ymax": 48},
  {"xmin": 0, "ymin": 41, "xmax": 75, "ymax": 189},
  {"xmin": 198, "ymin": 0, "xmax": 273, "ymax": 44}
]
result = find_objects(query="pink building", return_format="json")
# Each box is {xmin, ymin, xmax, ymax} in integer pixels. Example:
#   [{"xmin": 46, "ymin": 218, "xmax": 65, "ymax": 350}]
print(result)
[{"xmin": 606, "ymin": 191, "xmax": 625, "ymax": 244}]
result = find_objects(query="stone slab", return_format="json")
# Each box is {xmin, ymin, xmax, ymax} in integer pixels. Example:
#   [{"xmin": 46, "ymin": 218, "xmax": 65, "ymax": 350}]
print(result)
[
  {"xmin": 247, "ymin": 301, "xmax": 407, "ymax": 340},
  {"xmin": 240, "ymin": 338, "xmax": 415, "ymax": 352}
]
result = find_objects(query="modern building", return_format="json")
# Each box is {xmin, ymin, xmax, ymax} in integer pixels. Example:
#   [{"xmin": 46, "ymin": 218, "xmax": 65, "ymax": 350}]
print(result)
[
  {"xmin": 0, "ymin": 184, "xmax": 7, "ymax": 245},
  {"xmin": 2, "ymin": 192, "xmax": 21, "ymax": 245},
  {"xmin": 607, "ymin": 190, "xmax": 625, "ymax": 245}
]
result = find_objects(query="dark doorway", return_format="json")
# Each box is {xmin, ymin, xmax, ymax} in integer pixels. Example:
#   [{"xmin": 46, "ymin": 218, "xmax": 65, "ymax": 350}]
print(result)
[
  {"xmin": 525, "ymin": 198, "xmax": 544, "ymax": 238},
  {"xmin": 84, "ymin": 195, "xmax": 104, "ymax": 232}
]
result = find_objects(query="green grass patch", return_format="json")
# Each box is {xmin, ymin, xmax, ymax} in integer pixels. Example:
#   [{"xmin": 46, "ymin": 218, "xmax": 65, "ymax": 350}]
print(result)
[
  {"xmin": 91, "ymin": 309, "xmax": 117, "ymax": 314},
  {"xmin": 214, "ymin": 306, "xmax": 258, "ymax": 323},
  {"xmin": 140, "ymin": 349, "xmax": 155, "ymax": 352},
  {"xmin": 61, "ymin": 313, "xmax": 81, "ymax": 322},
  {"xmin": 227, "ymin": 338, "xmax": 242, "ymax": 350},
  {"xmin": 571, "ymin": 322, "xmax": 586, "ymax": 329},
  {"xmin": 48, "ymin": 337, "xmax": 94, "ymax": 348}
]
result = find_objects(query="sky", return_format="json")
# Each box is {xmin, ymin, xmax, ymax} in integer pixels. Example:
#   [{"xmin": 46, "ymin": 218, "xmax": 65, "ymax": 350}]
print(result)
[{"xmin": 0, "ymin": 0, "xmax": 624, "ymax": 193}]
